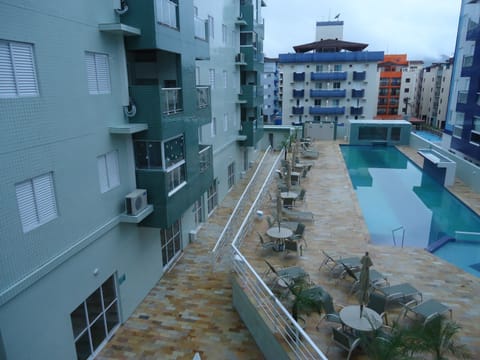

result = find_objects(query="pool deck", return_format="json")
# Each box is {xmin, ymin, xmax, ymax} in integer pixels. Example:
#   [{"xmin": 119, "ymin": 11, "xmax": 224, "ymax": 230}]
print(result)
[{"xmin": 99, "ymin": 141, "xmax": 480, "ymax": 360}]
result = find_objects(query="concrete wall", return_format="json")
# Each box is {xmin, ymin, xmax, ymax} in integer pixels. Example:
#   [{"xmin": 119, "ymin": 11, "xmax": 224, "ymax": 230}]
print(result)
[{"xmin": 410, "ymin": 133, "xmax": 480, "ymax": 193}]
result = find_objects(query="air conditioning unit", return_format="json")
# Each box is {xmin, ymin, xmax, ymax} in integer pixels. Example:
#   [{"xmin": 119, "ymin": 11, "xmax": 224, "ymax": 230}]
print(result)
[
  {"xmin": 235, "ymin": 53, "xmax": 245, "ymax": 63},
  {"xmin": 125, "ymin": 189, "xmax": 148, "ymax": 216}
]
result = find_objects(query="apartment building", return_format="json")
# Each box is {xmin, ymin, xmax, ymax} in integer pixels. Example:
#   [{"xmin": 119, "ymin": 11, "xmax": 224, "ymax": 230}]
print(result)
[
  {"xmin": 376, "ymin": 55, "xmax": 423, "ymax": 120},
  {"xmin": 418, "ymin": 59, "xmax": 453, "ymax": 129},
  {"xmin": 278, "ymin": 21, "xmax": 383, "ymax": 132},
  {"xmin": 445, "ymin": 0, "xmax": 480, "ymax": 164},
  {"xmin": 0, "ymin": 0, "xmax": 265, "ymax": 358},
  {"xmin": 262, "ymin": 57, "xmax": 280, "ymax": 123}
]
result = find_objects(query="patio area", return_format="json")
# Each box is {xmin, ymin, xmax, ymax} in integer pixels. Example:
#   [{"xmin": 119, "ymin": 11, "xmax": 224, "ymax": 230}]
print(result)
[{"xmin": 100, "ymin": 141, "xmax": 480, "ymax": 359}]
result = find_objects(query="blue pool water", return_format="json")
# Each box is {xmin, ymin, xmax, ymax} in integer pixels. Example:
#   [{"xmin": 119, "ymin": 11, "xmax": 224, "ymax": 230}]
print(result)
[
  {"xmin": 340, "ymin": 145, "xmax": 480, "ymax": 277},
  {"xmin": 413, "ymin": 130, "xmax": 442, "ymax": 143}
]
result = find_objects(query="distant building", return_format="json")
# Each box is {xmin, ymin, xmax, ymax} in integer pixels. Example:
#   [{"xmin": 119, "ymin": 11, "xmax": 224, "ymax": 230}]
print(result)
[
  {"xmin": 445, "ymin": 0, "xmax": 480, "ymax": 164},
  {"xmin": 277, "ymin": 21, "xmax": 383, "ymax": 134},
  {"xmin": 376, "ymin": 55, "xmax": 423, "ymax": 120},
  {"xmin": 263, "ymin": 57, "xmax": 280, "ymax": 123},
  {"xmin": 418, "ymin": 59, "xmax": 453, "ymax": 129}
]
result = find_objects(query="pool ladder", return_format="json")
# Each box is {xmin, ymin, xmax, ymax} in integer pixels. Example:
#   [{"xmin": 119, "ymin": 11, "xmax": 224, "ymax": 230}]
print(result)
[{"xmin": 392, "ymin": 226, "xmax": 405, "ymax": 248}]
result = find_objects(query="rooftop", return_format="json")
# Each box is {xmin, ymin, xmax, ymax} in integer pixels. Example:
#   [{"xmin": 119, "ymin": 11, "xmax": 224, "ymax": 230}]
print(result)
[{"xmin": 99, "ymin": 141, "xmax": 480, "ymax": 360}]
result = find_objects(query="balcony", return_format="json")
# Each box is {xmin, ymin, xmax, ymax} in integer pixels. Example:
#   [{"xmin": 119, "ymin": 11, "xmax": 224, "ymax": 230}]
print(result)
[
  {"xmin": 352, "ymin": 71, "xmax": 366, "ymax": 81},
  {"xmin": 293, "ymin": 72, "xmax": 305, "ymax": 82},
  {"xmin": 292, "ymin": 106, "xmax": 304, "ymax": 115},
  {"xmin": 309, "ymin": 89, "xmax": 346, "ymax": 98},
  {"xmin": 310, "ymin": 72, "xmax": 347, "ymax": 81},
  {"xmin": 350, "ymin": 106, "xmax": 363, "ymax": 116},
  {"xmin": 239, "ymin": 85, "xmax": 261, "ymax": 106},
  {"xmin": 457, "ymin": 91, "xmax": 468, "ymax": 104},
  {"xmin": 466, "ymin": 20, "xmax": 480, "ymax": 41},
  {"xmin": 293, "ymin": 89, "xmax": 305, "ymax": 98},
  {"xmin": 351, "ymin": 89, "xmax": 365, "ymax": 98},
  {"xmin": 196, "ymin": 86, "xmax": 211, "ymax": 126},
  {"xmin": 239, "ymin": 119, "xmax": 264, "ymax": 147},
  {"xmin": 309, "ymin": 106, "xmax": 345, "ymax": 115},
  {"xmin": 194, "ymin": 16, "xmax": 207, "ymax": 40},
  {"xmin": 162, "ymin": 87, "xmax": 182, "ymax": 115},
  {"xmin": 194, "ymin": 16, "xmax": 209, "ymax": 60}
]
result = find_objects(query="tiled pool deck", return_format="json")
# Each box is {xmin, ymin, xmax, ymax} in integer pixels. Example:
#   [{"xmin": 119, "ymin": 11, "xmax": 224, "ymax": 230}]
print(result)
[{"xmin": 99, "ymin": 141, "xmax": 480, "ymax": 359}]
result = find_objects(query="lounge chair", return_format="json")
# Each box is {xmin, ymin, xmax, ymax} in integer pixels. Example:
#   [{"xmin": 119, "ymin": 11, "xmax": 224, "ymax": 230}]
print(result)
[
  {"xmin": 341, "ymin": 265, "xmax": 389, "ymax": 293},
  {"xmin": 316, "ymin": 292, "xmax": 344, "ymax": 327},
  {"xmin": 319, "ymin": 250, "xmax": 361, "ymax": 277},
  {"xmin": 264, "ymin": 260, "xmax": 310, "ymax": 289},
  {"xmin": 367, "ymin": 292, "xmax": 390, "ymax": 325},
  {"xmin": 373, "ymin": 282, "xmax": 423, "ymax": 306},
  {"xmin": 402, "ymin": 298, "xmax": 452, "ymax": 324},
  {"xmin": 331, "ymin": 327, "xmax": 361, "ymax": 360},
  {"xmin": 294, "ymin": 189, "xmax": 306, "ymax": 205},
  {"xmin": 281, "ymin": 207, "xmax": 314, "ymax": 222},
  {"xmin": 283, "ymin": 239, "xmax": 303, "ymax": 256}
]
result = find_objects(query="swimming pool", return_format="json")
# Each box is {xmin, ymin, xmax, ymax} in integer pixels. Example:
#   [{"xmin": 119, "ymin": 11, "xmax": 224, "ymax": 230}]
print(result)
[
  {"xmin": 340, "ymin": 145, "xmax": 480, "ymax": 277},
  {"xmin": 413, "ymin": 130, "xmax": 442, "ymax": 143}
]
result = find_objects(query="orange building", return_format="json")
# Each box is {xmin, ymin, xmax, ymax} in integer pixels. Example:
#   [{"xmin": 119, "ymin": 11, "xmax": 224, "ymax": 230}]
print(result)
[{"xmin": 376, "ymin": 54, "xmax": 409, "ymax": 119}]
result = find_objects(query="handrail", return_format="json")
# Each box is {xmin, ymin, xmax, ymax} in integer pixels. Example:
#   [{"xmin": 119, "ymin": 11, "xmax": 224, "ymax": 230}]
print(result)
[
  {"xmin": 454, "ymin": 230, "xmax": 480, "ymax": 242},
  {"xmin": 392, "ymin": 226, "xmax": 405, "ymax": 247},
  {"xmin": 211, "ymin": 146, "xmax": 274, "ymax": 267}
]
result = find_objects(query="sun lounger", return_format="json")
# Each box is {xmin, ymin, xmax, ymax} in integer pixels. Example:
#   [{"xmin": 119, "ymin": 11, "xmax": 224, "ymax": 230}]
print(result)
[
  {"xmin": 402, "ymin": 298, "xmax": 452, "ymax": 324},
  {"xmin": 281, "ymin": 207, "xmax": 314, "ymax": 222},
  {"xmin": 374, "ymin": 283, "xmax": 423, "ymax": 305},
  {"xmin": 319, "ymin": 250, "xmax": 361, "ymax": 277}
]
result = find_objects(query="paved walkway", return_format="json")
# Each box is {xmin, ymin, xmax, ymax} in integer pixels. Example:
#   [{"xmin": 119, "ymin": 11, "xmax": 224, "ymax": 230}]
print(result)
[{"xmin": 100, "ymin": 142, "xmax": 480, "ymax": 360}]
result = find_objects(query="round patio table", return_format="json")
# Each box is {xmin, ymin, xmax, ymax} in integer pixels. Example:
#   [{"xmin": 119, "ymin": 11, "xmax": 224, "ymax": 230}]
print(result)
[
  {"xmin": 339, "ymin": 305, "xmax": 382, "ymax": 332},
  {"xmin": 266, "ymin": 227, "xmax": 293, "ymax": 251}
]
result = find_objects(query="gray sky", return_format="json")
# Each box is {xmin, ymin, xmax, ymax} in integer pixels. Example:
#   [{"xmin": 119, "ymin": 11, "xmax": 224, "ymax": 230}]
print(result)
[{"xmin": 262, "ymin": 0, "xmax": 461, "ymax": 62}]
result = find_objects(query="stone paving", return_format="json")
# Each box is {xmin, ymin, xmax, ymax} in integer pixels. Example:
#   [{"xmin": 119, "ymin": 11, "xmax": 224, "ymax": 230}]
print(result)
[{"xmin": 100, "ymin": 141, "xmax": 480, "ymax": 360}]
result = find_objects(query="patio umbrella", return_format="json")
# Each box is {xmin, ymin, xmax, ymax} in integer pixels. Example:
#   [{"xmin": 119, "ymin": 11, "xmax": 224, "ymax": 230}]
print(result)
[
  {"xmin": 286, "ymin": 161, "xmax": 292, "ymax": 192},
  {"xmin": 293, "ymin": 139, "xmax": 299, "ymax": 165},
  {"xmin": 276, "ymin": 188, "xmax": 282, "ymax": 231},
  {"xmin": 356, "ymin": 251, "xmax": 373, "ymax": 317}
]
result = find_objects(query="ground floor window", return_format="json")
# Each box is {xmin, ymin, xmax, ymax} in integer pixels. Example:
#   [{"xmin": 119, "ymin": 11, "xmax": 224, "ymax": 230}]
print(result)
[
  {"xmin": 70, "ymin": 275, "xmax": 119, "ymax": 360},
  {"xmin": 194, "ymin": 198, "xmax": 203, "ymax": 225},
  {"xmin": 207, "ymin": 181, "xmax": 218, "ymax": 215},
  {"xmin": 227, "ymin": 162, "xmax": 235, "ymax": 189},
  {"xmin": 161, "ymin": 220, "xmax": 182, "ymax": 268}
]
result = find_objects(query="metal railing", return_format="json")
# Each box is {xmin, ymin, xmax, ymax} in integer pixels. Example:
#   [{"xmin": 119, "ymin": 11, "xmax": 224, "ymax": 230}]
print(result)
[
  {"xmin": 226, "ymin": 148, "xmax": 327, "ymax": 359},
  {"xmin": 211, "ymin": 146, "xmax": 275, "ymax": 269},
  {"xmin": 156, "ymin": 0, "xmax": 178, "ymax": 28},
  {"xmin": 161, "ymin": 87, "xmax": 182, "ymax": 115},
  {"xmin": 392, "ymin": 226, "xmax": 405, "ymax": 247}
]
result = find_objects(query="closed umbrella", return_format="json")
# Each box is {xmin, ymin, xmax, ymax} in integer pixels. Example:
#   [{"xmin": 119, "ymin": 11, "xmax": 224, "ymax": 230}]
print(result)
[
  {"xmin": 356, "ymin": 251, "xmax": 373, "ymax": 317},
  {"xmin": 286, "ymin": 161, "xmax": 292, "ymax": 192},
  {"xmin": 276, "ymin": 188, "xmax": 282, "ymax": 231}
]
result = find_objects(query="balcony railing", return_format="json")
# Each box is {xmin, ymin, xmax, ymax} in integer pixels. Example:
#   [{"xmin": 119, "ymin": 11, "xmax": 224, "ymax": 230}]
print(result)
[
  {"xmin": 156, "ymin": 0, "xmax": 178, "ymax": 29},
  {"xmin": 293, "ymin": 72, "xmax": 305, "ymax": 82},
  {"xmin": 194, "ymin": 16, "xmax": 207, "ymax": 40},
  {"xmin": 310, "ymin": 72, "xmax": 347, "ymax": 81},
  {"xmin": 352, "ymin": 71, "xmax": 366, "ymax": 81},
  {"xmin": 196, "ymin": 86, "xmax": 210, "ymax": 109},
  {"xmin": 309, "ymin": 106, "xmax": 345, "ymax": 115},
  {"xmin": 309, "ymin": 89, "xmax": 346, "ymax": 98},
  {"xmin": 293, "ymin": 89, "xmax": 304, "ymax": 98},
  {"xmin": 350, "ymin": 106, "xmax": 363, "ymax": 115},
  {"xmin": 292, "ymin": 106, "xmax": 304, "ymax": 115},
  {"xmin": 351, "ymin": 89, "xmax": 365, "ymax": 98},
  {"xmin": 162, "ymin": 87, "xmax": 182, "ymax": 114}
]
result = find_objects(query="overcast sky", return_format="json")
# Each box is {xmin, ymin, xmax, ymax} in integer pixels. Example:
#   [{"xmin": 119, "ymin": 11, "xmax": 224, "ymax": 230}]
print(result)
[{"xmin": 262, "ymin": 0, "xmax": 461, "ymax": 62}]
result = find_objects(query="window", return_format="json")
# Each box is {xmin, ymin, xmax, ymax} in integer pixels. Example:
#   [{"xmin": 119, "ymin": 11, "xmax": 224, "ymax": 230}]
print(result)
[
  {"xmin": 224, "ymin": 113, "xmax": 228, "ymax": 131},
  {"xmin": 316, "ymin": 65, "xmax": 323, "ymax": 72},
  {"xmin": 195, "ymin": 66, "xmax": 200, "ymax": 85},
  {"xmin": 156, "ymin": 0, "xmax": 178, "ymax": 28},
  {"xmin": 404, "ymin": 88, "xmax": 410, "ymax": 93},
  {"xmin": 333, "ymin": 82, "xmax": 341, "ymax": 89},
  {"xmin": 211, "ymin": 117, "xmax": 217, "ymax": 137},
  {"xmin": 470, "ymin": 131, "xmax": 480, "ymax": 145},
  {"xmin": 97, "ymin": 150, "xmax": 120, "ymax": 193},
  {"xmin": 223, "ymin": 70, "xmax": 227, "ymax": 89},
  {"xmin": 85, "ymin": 52, "xmax": 111, "ymax": 94},
  {"xmin": 391, "ymin": 127, "xmax": 401, "ymax": 141},
  {"xmin": 167, "ymin": 163, "xmax": 186, "ymax": 194},
  {"xmin": 207, "ymin": 181, "xmax": 218, "ymax": 214},
  {"xmin": 0, "ymin": 40, "xmax": 39, "ymax": 98},
  {"xmin": 16, "ymin": 172, "xmax": 57, "ymax": 233},
  {"xmin": 209, "ymin": 68, "xmax": 215, "ymax": 89},
  {"xmin": 194, "ymin": 199, "xmax": 203, "ymax": 225},
  {"xmin": 405, "ymin": 78, "xmax": 411, "ymax": 83},
  {"xmin": 228, "ymin": 162, "xmax": 235, "ymax": 189},
  {"xmin": 208, "ymin": 15, "xmax": 214, "ymax": 39},
  {"xmin": 222, "ymin": 24, "xmax": 227, "ymax": 44},
  {"xmin": 134, "ymin": 141, "xmax": 162, "ymax": 169},
  {"xmin": 358, "ymin": 126, "xmax": 388, "ymax": 141},
  {"xmin": 70, "ymin": 275, "xmax": 119, "ymax": 360},
  {"xmin": 334, "ymin": 64, "xmax": 342, "ymax": 71},
  {"xmin": 161, "ymin": 220, "xmax": 182, "ymax": 268}
]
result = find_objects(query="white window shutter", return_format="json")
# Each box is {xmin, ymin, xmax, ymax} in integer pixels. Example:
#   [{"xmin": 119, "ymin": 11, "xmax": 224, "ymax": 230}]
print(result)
[
  {"xmin": 95, "ymin": 53, "xmax": 111, "ymax": 94},
  {"xmin": 106, "ymin": 150, "xmax": 120, "ymax": 188},
  {"xmin": 10, "ymin": 42, "xmax": 38, "ymax": 97},
  {"xmin": 85, "ymin": 52, "xmax": 98, "ymax": 94},
  {"xmin": 0, "ymin": 41, "xmax": 16, "ymax": 97},
  {"xmin": 97, "ymin": 155, "xmax": 109, "ymax": 193},
  {"xmin": 16, "ymin": 181, "xmax": 37, "ymax": 232},
  {"xmin": 33, "ymin": 173, "xmax": 57, "ymax": 223}
]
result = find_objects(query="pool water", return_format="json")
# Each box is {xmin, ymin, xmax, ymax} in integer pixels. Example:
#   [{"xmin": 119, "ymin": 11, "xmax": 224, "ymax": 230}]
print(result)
[
  {"xmin": 340, "ymin": 145, "xmax": 480, "ymax": 277},
  {"xmin": 413, "ymin": 130, "xmax": 442, "ymax": 142}
]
